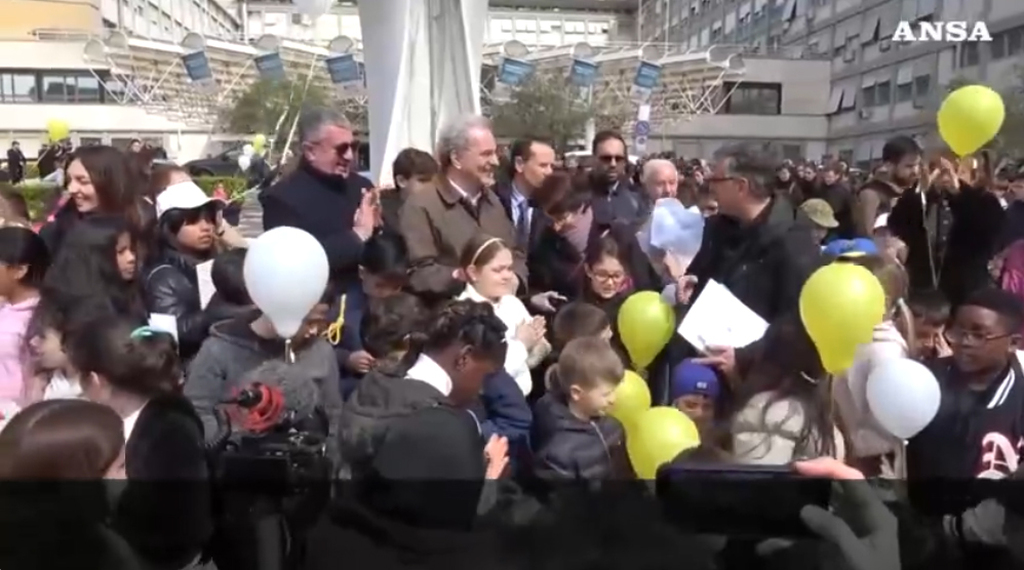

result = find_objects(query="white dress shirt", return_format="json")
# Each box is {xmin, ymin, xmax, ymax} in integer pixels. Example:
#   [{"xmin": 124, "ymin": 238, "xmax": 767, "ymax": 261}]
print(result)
[
  {"xmin": 449, "ymin": 178, "xmax": 480, "ymax": 205},
  {"xmin": 458, "ymin": 284, "xmax": 533, "ymax": 395},
  {"xmin": 406, "ymin": 353, "xmax": 453, "ymax": 396},
  {"xmin": 122, "ymin": 401, "xmax": 149, "ymax": 443},
  {"xmin": 510, "ymin": 184, "xmax": 532, "ymax": 229}
]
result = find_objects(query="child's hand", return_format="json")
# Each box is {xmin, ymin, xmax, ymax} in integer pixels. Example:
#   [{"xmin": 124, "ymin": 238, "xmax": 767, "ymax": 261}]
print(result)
[
  {"xmin": 483, "ymin": 435, "xmax": 509, "ymax": 479},
  {"xmin": 935, "ymin": 331, "xmax": 953, "ymax": 358}
]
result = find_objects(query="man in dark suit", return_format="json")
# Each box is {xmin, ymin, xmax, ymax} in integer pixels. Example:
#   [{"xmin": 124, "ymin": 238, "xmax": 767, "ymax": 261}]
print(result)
[
  {"xmin": 260, "ymin": 107, "xmax": 377, "ymax": 292},
  {"xmin": 495, "ymin": 137, "xmax": 564, "ymax": 313},
  {"xmin": 6, "ymin": 141, "xmax": 25, "ymax": 184}
]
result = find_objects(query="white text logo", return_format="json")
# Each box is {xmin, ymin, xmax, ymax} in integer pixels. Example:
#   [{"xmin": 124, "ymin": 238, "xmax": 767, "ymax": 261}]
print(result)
[{"xmin": 892, "ymin": 21, "xmax": 992, "ymax": 42}]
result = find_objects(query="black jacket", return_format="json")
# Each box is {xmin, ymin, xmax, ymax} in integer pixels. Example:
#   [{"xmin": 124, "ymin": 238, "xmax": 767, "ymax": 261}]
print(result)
[
  {"xmin": 144, "ymin": 245, "xmax": 213, "ymax": 360},
  {"xmin": 530, "ymin": 392, "xmax": 629, "ymax": 481},
  {"xmin": 889, "ymin": 185, "xmax": 1004, "ymax": 305},
  {"xmin": 338, "ymin": 364, "xmax": 449, "ymax": 478},
  {"xmin": 309, "ymin": 406, "xmax": 496, "ymax": 570},
  {"xmin": 114, "ymin": 394, "xmax": 213, "ymax": 570},
  {"xmin": 687, "ymin": 196, "xmax": 823, "ymax": 324},
  {"xmin": 260, "ymin": 159, "xmax": 374, "ymax": 289}
]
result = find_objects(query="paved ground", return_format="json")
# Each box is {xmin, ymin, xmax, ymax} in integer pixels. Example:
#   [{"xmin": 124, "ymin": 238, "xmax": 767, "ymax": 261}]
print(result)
[{"xmin": 238, "ymin": 192, "xmax": 264, "ymax": 239}]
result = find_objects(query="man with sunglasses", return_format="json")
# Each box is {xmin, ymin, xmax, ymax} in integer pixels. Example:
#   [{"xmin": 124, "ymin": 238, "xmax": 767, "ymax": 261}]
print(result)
[
  {"xmin": 589, "ymin": 131, "xmax": 643, "ymax": 227},
  {"xmin": 261, "ymin": 107, "xmax": 377, "ymax": 294}
]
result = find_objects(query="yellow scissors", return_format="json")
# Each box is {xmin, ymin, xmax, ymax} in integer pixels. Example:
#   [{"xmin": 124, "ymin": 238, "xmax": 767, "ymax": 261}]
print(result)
[{"xmin": 324, "ymin": 294, "xmax": 346, "ymax": 345}]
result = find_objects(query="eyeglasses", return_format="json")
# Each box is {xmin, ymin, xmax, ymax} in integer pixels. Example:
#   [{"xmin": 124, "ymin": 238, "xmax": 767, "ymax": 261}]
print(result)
[
  {"xmin": 592, "ymin": 270, "xmax": 625, "ymax": 283},
  {"xmin": 944, "ymin": 327, "xmax": 1014, "ymax": 346},
  {"xmin": 598, "ymin": 154, "xmax": 626, "ymax": 164},
  {"xmin": 334, "ymin": 142, "xmax": 353, "ymax": 156}
]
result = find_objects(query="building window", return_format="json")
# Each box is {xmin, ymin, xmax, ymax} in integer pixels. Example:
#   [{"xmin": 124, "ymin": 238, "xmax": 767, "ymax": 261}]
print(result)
[
  {"xmin": 37, "ymin": 72, "xmax": 105, "ymax": 103},
  {"xmin": 875, "ymin": 80, "xmax": 891, "ymax": 105},
  {"xmin": 0, "ymin": 73, "xmax": 37, "ymax": 103},
  {"xmin": 914, "ymin": 74, "xmax": 930, "ymax": 99},
  {"xmin": 838, "ymin": 149, "xmax": 854, "ymax": 165},
  {"xmin": 781, "ymin": 144, "xmax": 802, "ymax": 160},
  {"xmin": 862, "ymin": 84, "xmax": 876, "ymax": 107},
  {"xmin": 721, "ymin": 82, "xmax": 782, "ymax": 114},
  {"xmin": 959, "ymin": 43, "xmax": 979, "ymax": 67},
  {"xmin": 897, "ymin": 81, "xmax": 913, "ymax": 102},
  {"xmin": 1009, "ymin": 26, "xmax": 1024, "ymax": 56}
]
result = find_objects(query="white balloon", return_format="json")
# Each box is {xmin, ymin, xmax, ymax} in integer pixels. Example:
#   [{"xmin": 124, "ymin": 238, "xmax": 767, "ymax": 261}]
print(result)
[
  {"xmin": 292, "ymin": 0, "xmax": 333, "ymax": 18},
  {"xmin": 865, "ymin": 357, "xmax": 941, "ymax": 440},
  {"xmin": 237, "ymin": 154, "xmax": 252, "ymax": 171},
  {"xmin": 241, "ymin": 144, "xmax": 255, "ymax": 157},
  {"xmin": 243, "ymin": 227, "xmax": 329, "ymax": 338}
]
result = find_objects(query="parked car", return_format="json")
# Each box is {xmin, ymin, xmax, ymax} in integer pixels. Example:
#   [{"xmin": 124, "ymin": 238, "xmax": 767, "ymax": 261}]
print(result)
[{"xmin": 183, "ymin": 146, "xmax": 247, "ymax": 177}]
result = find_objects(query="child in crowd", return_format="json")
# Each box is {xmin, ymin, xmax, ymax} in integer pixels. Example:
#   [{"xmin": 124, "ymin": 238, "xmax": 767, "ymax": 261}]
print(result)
[
  {"xmin": 669, "ymin": 360, "xmax": 719, "ymax": 436},
  {"xmin": 0, "ymin": 227, "xmax": 49, "ymax": 403},
  {"xmin": 531, "ymin": 336, "xmax": 630, "ymax": 480},
  {"xmin": 543, "ymin": 302, "xmax": 614, "ymax": 395},
  {"xmin": 205, "ymin": 248, "xmax": 252, "ymax": 325},
  {"xmin": 21, "ymin": 303, "xmax": 107, "ymax": 404},
  {"xmin": 907, "ymin": 289, "xmax": 952, "ymax": 362},
  {"xmin": 332, "ymin": 231, "xmax": 410, "ymax": 398},
  {"xmin": 184, "ymin": 287, "xmax": 343, "ymax": 460},
  {"xmin": 798, "ymin": 198, "xmax": 839, "ymax": 247},
  {"xmin": 834, "ymin": 254, "xmax": 914, "ymax": 478}
]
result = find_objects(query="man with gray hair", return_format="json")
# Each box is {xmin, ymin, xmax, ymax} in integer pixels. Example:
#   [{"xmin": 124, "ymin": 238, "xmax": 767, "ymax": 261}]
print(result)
[
  {"xmin": 640, "ymin": 159, "xmax": 679, "ymax": 213},
  {"xmin": 261, "ymin": 106, "xmax": 377, "ymax": 290},
  {"xmin": 400, "ymin": 114, "xmax": 526, "ymax": 297},
  {"xmin": 684, "ymin": 143, "xmax": 822, "ymax": 377}
]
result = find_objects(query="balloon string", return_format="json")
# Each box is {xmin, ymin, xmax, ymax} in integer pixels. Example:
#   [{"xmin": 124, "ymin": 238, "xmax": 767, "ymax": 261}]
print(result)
[{"xmin": 285, "ymin": 339, "xmax": 296, "ymax": 364}]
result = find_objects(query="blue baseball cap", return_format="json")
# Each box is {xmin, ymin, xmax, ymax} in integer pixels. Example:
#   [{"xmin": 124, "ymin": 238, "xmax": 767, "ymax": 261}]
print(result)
[
  {"xmin": 670, "ymin": 360, "xmax": 720, "ymax": 402},
  {"xmin": 823, "ymin": 237, "xmax": 879, "ymax": 258}
]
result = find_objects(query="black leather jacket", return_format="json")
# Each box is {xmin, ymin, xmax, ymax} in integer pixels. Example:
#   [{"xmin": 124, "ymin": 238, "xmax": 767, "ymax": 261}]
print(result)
[{"xmin": 143, "ymin": 245, "xmax": 212, "ymax": 359}]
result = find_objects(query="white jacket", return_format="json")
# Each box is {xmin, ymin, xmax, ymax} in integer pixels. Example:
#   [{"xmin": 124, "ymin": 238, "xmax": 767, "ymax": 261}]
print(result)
[
  {"xmin": 834, "ymin": 321, "xmax": 907, "ymax": 461},
  {"xmin": 458, "ymin": 285, "xmax": 536, "ymax": 395}
]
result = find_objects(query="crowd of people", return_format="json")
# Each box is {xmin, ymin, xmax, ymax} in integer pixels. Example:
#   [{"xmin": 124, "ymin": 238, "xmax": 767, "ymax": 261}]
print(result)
[{"xmin": 0, "ymin": 103, "xmax": 1021, "ymax": 570}]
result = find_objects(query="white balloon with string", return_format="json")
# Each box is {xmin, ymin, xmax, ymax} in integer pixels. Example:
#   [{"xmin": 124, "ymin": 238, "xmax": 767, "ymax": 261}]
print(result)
[
  {"xmin": 866, "ymin": 357, "xmax": 941, "ymax": 439},
  {"xmin": 244, "ymin": 227, "xmax": 329, "ymax": 339}
]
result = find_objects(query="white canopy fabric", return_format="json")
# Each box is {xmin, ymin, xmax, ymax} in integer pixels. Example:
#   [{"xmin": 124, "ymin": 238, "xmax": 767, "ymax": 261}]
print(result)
[{"xmin": 359, "ymin": 0, "xmax": 488, "ymax": 185}]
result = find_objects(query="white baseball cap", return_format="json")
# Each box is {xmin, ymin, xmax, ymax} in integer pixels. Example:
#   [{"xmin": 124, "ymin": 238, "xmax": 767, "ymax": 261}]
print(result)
[{"xmin": 156, "ymin": 181, "xmax": 216, "ymax": 218}]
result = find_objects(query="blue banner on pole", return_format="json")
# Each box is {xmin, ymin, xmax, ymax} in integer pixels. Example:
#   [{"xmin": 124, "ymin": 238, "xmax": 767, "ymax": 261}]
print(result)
[
  {"xmin": 498, "ymin": 58, "xmax": 534, "ymax": 85},
  {"xmin": 325, "ymin": 54, "xmax": 361, "ymax": 85},
  {"xmin": 181, "ymin": 50, "xmax": 213, "ymax": 84},
  {"xmin": 631, "ymin": 61, "xmax": 662, "ymax": 102},
  {"xmin": 568, "ymin": 59, "xmax": 598, "ymax": 87},
  {"xmin": 254, "ymin": 52, "xmax": 286, "ymax": 81}
]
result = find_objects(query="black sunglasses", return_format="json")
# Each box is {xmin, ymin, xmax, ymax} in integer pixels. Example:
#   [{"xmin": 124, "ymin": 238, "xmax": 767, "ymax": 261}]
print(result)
[{"xmin": 598, "ymin": 154, "xmax": 626, "ymax": 164}]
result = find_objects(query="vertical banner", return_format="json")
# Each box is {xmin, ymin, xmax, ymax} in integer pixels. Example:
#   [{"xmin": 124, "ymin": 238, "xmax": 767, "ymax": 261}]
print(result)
[
  {"xmin": 254, "ymin": 52, "xmax": 286, "ymax": 81},
  {"xmin": 568, "ymin": 59, "xmax": 599, "ymax": 87},
  {"xmin": 325, "ymin": 53, "xmax": 363, "ymax": 92},
  {"xmin": 631, "ymin": 60, "xmax": 662, "ymax": 103},
  {"xmin": 498, "ymin": 58, "xmax": 534, "ymax": 85},
  {"xmin": 181, "ymin": 50, "xmax": 215, "ymax": 90}
]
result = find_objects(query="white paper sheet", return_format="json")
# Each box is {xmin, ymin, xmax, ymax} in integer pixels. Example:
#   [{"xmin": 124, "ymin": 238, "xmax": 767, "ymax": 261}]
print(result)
[
  {"xmin": 677, "ymin": 279, "xmax": 769, "ymax": 353},
  {"xmin": 196, "ymin": 260, "xmax": 215, "ymax": 310},
  {"xmin": 148, "ymin": 313, "xmax": 179, "ymax": 343}
]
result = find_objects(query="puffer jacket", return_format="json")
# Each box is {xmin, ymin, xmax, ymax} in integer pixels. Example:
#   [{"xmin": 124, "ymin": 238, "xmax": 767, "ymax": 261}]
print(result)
[
  {"xmin": 144, "ymin": 244, "xmax": 214, "ymax": 360},
  {"xmin": 337, "ymin": 362, "xmax": 449, "ymax": 478},
  {"xmin": 732, "ymin": 391, "xmax": 846, "ymax": 465},
  {"xmin": 530, "ymin": 392, "xmax": 628, "ymax": 480}
]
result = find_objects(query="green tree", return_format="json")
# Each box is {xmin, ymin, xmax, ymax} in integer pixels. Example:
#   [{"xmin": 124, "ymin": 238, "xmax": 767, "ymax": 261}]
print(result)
[
  {"xmin": 217, "ymin": 76, "xmax": 330, "ymax": 146},
  {"xmin": 490, "ymin": 73, "xmax": 630, "ymax": 151}
]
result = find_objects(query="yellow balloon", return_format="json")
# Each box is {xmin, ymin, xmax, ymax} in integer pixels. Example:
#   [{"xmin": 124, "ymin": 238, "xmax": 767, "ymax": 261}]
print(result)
[
  {"xmin": 937, "ymin": 85, "xmax": 1005, "ymax": 156},
  {"xmin": 617, "ymin": 291, "xmax": 675, "ymax": 369},
  {"xmin": 252, "ymin": 133, "xmax": 267, "ymax": 153},
  {"xmin": 46, "ymin": 119, "xmax": 69, "ymax": 143},
  {"xmin": 626, "ymin": 407, "xmax": 700, "ymax": 479},
  {"xmin": 799, "ymin": 262, "xmax": 886, "ymax": 374},
  {"xmin": 609, "ymin": 370, "xmax": 651, "ymax": 429}
]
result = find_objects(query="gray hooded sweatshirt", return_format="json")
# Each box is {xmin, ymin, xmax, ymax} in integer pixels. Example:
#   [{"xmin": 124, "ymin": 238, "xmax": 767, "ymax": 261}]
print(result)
[{"xmin": 184, "ymin": 309, "xmax": 343, "ymax": 462}]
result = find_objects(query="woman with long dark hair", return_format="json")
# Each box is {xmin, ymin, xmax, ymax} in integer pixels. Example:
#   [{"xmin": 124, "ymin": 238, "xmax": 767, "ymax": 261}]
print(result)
[
  {"xmin": 729, "ymin": 314, "xmax": 844, "ymax": 464},
  {"xmin": 38, "ymin": 145, "xmax": 149, "ymax": 256}
]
